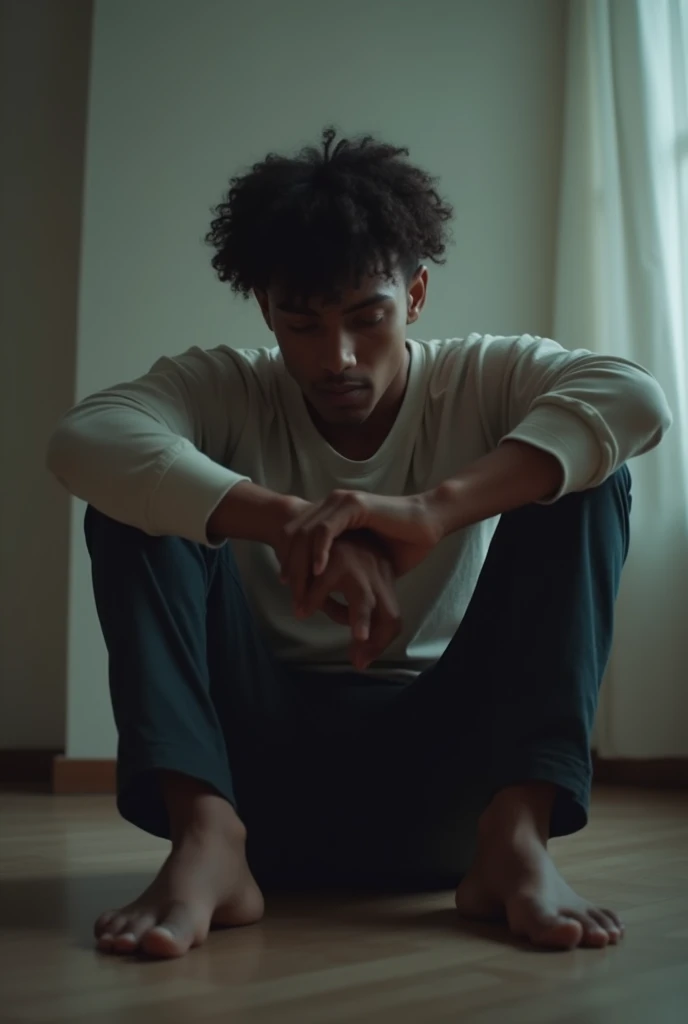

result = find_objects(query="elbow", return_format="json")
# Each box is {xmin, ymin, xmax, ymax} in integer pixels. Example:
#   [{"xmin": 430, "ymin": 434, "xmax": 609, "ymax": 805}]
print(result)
[
  {"xmin": 632, "ymin": 374, "xmax": 673, "ymax": 452},
  {"xmin": 45, "ymin": 419, "xmax": 78, "ymax": 490}
]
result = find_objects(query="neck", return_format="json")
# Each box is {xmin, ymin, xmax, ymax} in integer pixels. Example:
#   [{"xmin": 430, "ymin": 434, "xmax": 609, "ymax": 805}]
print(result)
[{"xmin": 310, "ymin": 346, "xmax": 410, "ymax": 460}]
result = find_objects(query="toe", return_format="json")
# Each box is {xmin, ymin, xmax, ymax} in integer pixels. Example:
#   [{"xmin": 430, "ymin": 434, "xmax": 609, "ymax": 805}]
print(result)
[
  {"xmin": 602, "ymin": 908, "xmax": 625, "ymax": 936},
  {"xmin": 140, "ymin": 903, "xmax": 201, "ymax": 959},
  {"xmin": 589, "ymin": 909, "xmax": 621, "ymax": 944},
  {"xmin": 94, "ymin": 911, "xmax": 116, "ymax": 938},
  {"xmin": 531, "ymin": 914, "xmax": 584, "ymax": 950},
  {"xmin": 141, "ymin": 926, "xmax": 187, "ymax": 958},
  {"xmin": 508, "ymin": 897, "xmax": 584, "ymax": 949},
  {"xmin": 111, "ymin": 913, "xmax": 157, "ymax": 953},
  {"xmin": 97, "ymin": 914, "xmax": 129, "ymax": 951},
  {"xmin": 576, "ymin": 911, "xmax": 610, "ymax": 948},
  {"xmin": 111, "ymin": 931, "xmax": 138, "ymax": 953}
]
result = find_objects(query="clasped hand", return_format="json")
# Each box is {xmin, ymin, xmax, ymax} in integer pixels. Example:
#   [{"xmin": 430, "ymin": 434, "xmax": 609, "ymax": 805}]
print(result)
[{"xmin": 274, "ymin": 490, "xmax": 446, "ymax": 670}]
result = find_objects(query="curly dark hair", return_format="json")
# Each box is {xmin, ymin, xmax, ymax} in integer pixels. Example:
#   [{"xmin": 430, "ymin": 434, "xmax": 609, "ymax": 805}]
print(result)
[{"xmin": 206, "ymin": 127, "xmax": 453, "ymax": 301}]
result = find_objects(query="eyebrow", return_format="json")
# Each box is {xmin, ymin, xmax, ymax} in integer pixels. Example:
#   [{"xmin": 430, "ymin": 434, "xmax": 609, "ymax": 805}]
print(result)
[{"xmin": 276, "ymin": 293, "xmax": 392, "ymax": 316}]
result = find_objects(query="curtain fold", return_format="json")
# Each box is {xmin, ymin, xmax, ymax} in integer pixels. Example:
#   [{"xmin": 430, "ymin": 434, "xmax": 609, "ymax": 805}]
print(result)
[{"xmin": 554, "ymin": 0, "xmax": 688, "ymax": 757}]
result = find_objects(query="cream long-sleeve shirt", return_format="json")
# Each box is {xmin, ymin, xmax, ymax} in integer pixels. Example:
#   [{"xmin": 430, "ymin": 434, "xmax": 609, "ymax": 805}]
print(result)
[{"xmin": 47, "ymin": 334, "xmax": 671, "ymax": 680}]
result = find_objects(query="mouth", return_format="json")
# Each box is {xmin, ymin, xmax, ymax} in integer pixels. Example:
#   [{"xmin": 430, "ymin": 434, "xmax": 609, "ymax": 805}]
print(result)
[{"xmin": 314, "ymin": 384, "xmax": 370, "ymax": 408}]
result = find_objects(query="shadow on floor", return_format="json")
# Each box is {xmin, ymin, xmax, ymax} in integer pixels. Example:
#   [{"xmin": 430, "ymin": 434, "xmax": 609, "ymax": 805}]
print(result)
[
  {"xmin": 0, "ymin": 873, "xmax": 153, "ymax": 938},
  {"xmin": 0, "ymin": 873, "xmax": 527, "ymax": 953},
  {"xmin": 265, "ymin": 892, "xmax": 527, "ymax": 949}
]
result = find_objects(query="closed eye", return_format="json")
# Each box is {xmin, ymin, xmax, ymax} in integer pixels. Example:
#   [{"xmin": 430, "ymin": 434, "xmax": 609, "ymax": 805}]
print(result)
[
  {"xmin": 288, "ymin": 323, "xmax": 319, "ymax": 334},
  {"xmin": 287, "ymin": 312, "xmax": 386, "ymax": 334},
  {"xmin": 352, "ymin": 314, "xmax": 385, "ymax": 329}
]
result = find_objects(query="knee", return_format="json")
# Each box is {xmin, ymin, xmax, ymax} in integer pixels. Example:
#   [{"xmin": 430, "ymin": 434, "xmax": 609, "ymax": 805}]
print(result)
[
  {"xmin": 84, "ymin": 508, "xmax": 148, "ymax": 585},
  {"xmin": 84, "ymin": 505, "xmax": 192, "ymax": 566},
  {"xmin": 84, "ymin": 506, "xmax": 222, "ymax": 583},
  {"xmin": 578, "ymin": 466, "xmax": 632, "ymax": 558},
  {"xmin": 583, "ymin": 465, "xmax": 631, "ymax": 513},
  {"xmin": 602, "ymin": 464, "xmax": 631, "ymax": 498},
  {"xmin": 84, "ymin": 504, "xmax": 149, "ymax": 554}
]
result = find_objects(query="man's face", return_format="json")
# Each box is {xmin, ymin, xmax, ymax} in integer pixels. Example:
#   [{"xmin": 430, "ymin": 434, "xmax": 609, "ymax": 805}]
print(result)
[{"xmin": 256, "ymin": 267, "xmax": 427, "ymax": 425}]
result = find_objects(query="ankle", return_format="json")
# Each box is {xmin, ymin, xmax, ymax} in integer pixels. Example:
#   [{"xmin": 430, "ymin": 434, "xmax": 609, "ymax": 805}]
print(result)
[
  {"xmin": 479, "ymin": 783, "xmax": 556, "ymax": 846},
  {"xmin": 159, "ymin": 771, "xmax": 246, "ymax": 846}
]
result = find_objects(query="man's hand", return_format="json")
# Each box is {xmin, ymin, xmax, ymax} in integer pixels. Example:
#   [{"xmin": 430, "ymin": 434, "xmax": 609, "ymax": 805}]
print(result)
[
  {"xmin": 293, "ymin": 535, "xmax": 401, "ymax": 671},
  {"xmin": 278, "ymin": 490, "xmax": 445, "ymax": 613}
]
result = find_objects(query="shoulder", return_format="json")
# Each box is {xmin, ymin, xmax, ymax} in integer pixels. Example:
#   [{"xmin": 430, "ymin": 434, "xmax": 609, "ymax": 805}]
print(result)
[
  {"xmin": 410, "ymin": 334, "xmax": 567, "ymax": 389},
  {"xmin": 200, "ymin": 344, "xmax": 282, "ymax": 377},
  {"xmin": 154, "ymin": 344, "xmax": 283, "ymax": 398},
  {"xmin": 407, "ymin": 334, "xmax": 507, "ymax": 392}
]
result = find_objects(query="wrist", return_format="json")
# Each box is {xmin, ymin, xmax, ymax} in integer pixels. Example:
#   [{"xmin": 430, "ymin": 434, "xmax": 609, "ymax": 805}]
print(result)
[
  {"xmin": 426, "ymin": 443, "xmax": 564, "ymax": 538},
  {"xmin": 207, "ymin": 482, "xmax": 310, "ymax": 546},
  {"xmin": 425, "ymin": 480, "xmax": 468, "ymax": 538},
  {"xmin": 267, "ymin": 493, "xmax": 310, "ymax": 547}
]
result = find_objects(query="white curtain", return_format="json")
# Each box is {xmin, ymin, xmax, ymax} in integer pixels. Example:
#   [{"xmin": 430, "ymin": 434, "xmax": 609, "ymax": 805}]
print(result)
[{"xmin": 554, "ymin": 0, "xmax": 688, "ymax": 757}]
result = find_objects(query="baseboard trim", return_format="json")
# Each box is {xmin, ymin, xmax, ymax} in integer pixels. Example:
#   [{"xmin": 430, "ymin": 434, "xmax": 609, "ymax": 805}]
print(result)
[
  {"xmin": 0, "ymin": 749, "xmax": 63, "ymax": 788},
  {"xmin": 592, "ymin": 755, "xmax": 688, "ymax": 788},
  {"xmin": 52, "ymin": 756, "xmax": 117, "ymax": 794},
  {"xmin": 43, "ymin": 755, "xmax": 688, "ymax": 795}
]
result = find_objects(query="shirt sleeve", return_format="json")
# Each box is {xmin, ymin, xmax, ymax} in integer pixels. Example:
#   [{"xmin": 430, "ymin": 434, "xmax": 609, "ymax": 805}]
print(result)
[
  {"xmin": 46, "ymin": 345, "xmax": 254, "ymax": 544},
  {"xmin": 467, "ymin": 334, "xmax": 672, "ymax": 499}
]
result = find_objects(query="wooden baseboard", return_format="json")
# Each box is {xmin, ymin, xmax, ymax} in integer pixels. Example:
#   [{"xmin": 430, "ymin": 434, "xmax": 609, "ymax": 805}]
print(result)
[
  {"xmin": 45, "ymin": 755, "xmax": 688, "ymax": 795},
  {"xmin": 0, "ymin": 749, "xmax": 63, "ymax": 789},
  {"xmin": 592, "ymin": 755, "xmax": 688, "ymax": 788},
  {"xmin": 52, "ymin": 756, "xmax": 117, "ymax": 794}
]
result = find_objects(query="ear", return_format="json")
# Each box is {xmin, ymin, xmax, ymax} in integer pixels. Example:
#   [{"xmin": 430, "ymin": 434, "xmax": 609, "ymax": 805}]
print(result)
[
  {"xmin": 254, "ymin": 288, "xmax": 273, "ymax": 331},
  {"xmin": 406, "ymin": 267, "xmax": 428, "ymax": 325}
]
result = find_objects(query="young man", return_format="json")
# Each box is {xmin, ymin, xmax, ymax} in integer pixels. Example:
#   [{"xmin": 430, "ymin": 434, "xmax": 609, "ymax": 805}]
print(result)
[{"xmin": 48, "ymin": 129, "xmax": 671, "ymax": 960}]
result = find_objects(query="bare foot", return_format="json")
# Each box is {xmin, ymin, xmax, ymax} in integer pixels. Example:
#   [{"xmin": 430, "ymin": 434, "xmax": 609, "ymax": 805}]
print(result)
[
  {"xmin": 454, "ymin": 786, "xmax": 624, "ymax": 950},
  {"xmin": 94, "ymin": 784, "xmax": 264, "ymax": 958}
]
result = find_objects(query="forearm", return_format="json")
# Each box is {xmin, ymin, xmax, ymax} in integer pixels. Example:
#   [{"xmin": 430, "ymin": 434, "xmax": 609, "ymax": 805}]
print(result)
[
  {"xmin": 431, "ymin": 441, "xmax": 564, "ymax": 537},
  {"xmin": 207, "ymin": 481, "xmax": 309, "ymax": 546}
]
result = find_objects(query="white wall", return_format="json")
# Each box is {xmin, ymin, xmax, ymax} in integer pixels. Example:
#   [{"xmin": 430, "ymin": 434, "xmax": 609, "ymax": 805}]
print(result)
[
  {"xmin": 0, "ymin": 0, "xmax": 91, "ymax": 749},
  {"xmin": 67, "ymin": 0, "xmax": 567, "ymax": 756}
]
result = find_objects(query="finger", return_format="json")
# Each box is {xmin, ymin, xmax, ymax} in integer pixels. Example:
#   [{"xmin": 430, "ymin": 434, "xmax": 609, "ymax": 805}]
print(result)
[
  {"xmin": 283, "ymin": 523, "xmax": 332, "ymax": 586},
  {"xmin": 312, "ymin": 523, "xmax": 336, "ymax": 577},
  {"xmin": 321, "ymin": 596, "xmax": 350, "ymax": 625},
  {"xmin": 355, "ymin": 578, "xmax": 401, "ymax": 669},
  {"xmin": 285, "ymin": 496, "xmax": 366, "ymax": 575},
  {"xmin": 351, "ymin": 635, "xmax": 387, "ymax": 671},
  {"xmin": 350, "ymin": 641, "xmax": 369, "ymax": 672},
  {"xmin": 302, "ymin": 567, "xmax": 343, "ymax": 617},
  {"xmin": 309, "ymin": 502, "xmax": 364, "ymax": 574},
  {"xmin": 282, "ymin": 530, "xmax": 313, "ymax": 614},
  {"xmin": 280, "ymin": 505, "xmax": 324, "ymax": 586},
  {"xmin": 376, "ymin": 559, "xmax": 401, "ymax": 620},
  {"xmin": 347, "ymin": 583, "xmax": 375, "ymax": 644},
  {"xmin": 282, "ymin": 505, "xmax": 321, "ymax": 539},
  {"xmin": 373, "ymin": 598, "xmax": 402, "ymax": 655}
]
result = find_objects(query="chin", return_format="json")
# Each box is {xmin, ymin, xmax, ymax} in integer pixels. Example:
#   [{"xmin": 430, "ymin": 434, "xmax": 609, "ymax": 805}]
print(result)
[
  {"xmin": 308, "ymin": 390, "xmax": 375, "ymax": 424},
  {"xmin": 319, "ymin": 405, "xmax": 371, "ymax": 425}
]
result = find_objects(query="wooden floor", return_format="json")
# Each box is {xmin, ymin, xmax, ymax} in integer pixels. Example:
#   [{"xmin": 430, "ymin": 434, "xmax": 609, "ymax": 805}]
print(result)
[{"xmin": 1, "ymin": 787, "xmax": 687, "ymax": 1024}]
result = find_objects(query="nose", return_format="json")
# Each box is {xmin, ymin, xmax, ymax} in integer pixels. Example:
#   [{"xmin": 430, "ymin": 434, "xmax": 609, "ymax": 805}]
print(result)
[{"xmin": 319, "ymin": 329, "xmax": 356, "ymax": 375}]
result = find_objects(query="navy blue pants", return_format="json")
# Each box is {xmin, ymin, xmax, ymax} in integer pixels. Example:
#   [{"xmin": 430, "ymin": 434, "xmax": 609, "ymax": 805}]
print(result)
[{"xmin": 85, "ymin": 468, "xmax": 631, "ymax": 888}]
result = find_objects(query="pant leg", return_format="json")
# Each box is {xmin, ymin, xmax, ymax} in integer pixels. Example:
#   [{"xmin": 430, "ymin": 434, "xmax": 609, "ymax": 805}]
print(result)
[
  {"xmin": 84, "ymin": 506, "xmax": 291, "ymax": 840},
  {"xmin": 364, "ymin": 467, "xmax": 632, "ymax": 879}
]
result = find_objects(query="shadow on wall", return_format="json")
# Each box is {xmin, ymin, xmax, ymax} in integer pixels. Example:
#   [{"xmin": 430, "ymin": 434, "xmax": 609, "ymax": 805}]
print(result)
[{"xmin": 0, "ymin": 0, "xmax": 92, "ymax": 749}]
